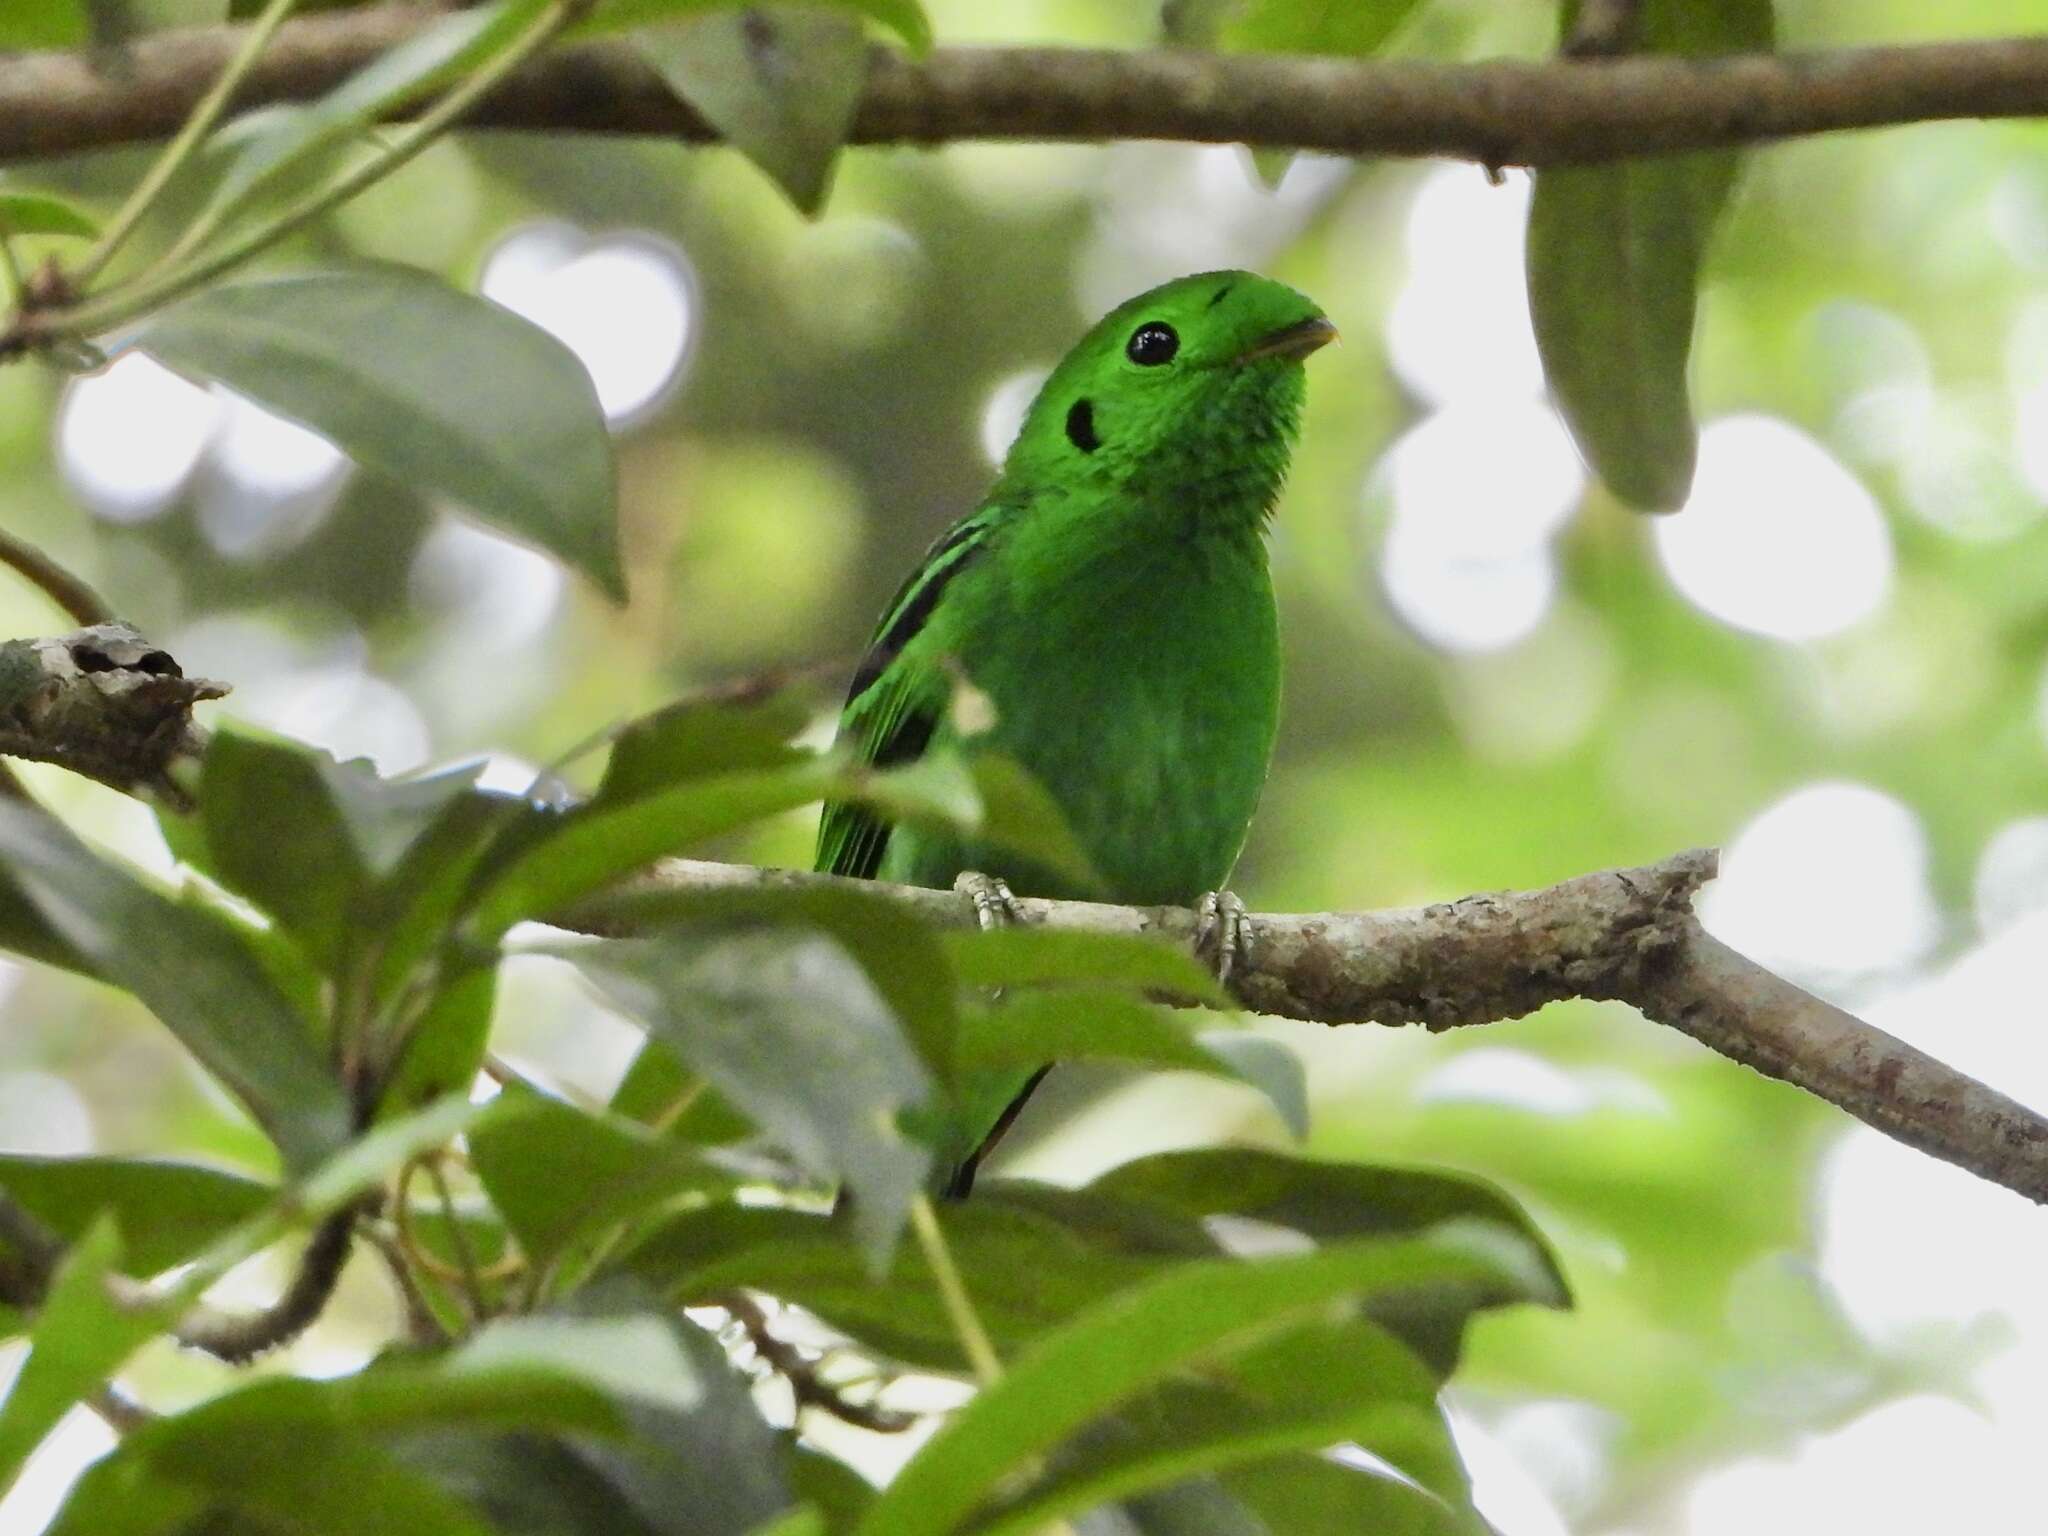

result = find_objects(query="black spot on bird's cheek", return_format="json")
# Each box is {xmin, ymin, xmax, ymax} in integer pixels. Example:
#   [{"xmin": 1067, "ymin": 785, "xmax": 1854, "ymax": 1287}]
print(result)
[{"xmin": 1065, "ymin": 398, "xmax": 1100, "ymax": 452}]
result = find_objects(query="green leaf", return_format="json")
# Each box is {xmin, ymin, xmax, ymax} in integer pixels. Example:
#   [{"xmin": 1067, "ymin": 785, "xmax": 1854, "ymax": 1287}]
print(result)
[
  {"xmin": 597, "ymin": 688, "xmax": 812, "ymax": 804},
  {"xmin": 964, "ymin": 1320, "xmax": 1466, "ymax": 1536},
  {"xmin": 132, "ymin": 265, "xmax": 622, "ymax": 598},
  {"xmin": 636, "ymin": 6, "xmax": 867, "ymax": 215},
  {"xmin": 1525, "ymin": 0, "xmax": 1774, "ymax": 511},
  {"xmin": 42, "ymin": 1313, "xmax": 661, "ymax": 1536},
  {"xmin": 1091, "ymin": 1148, "xmax": 1567, "ymax": 1375},
  {"xmin": 200, "ymin": 0, "xmax": 547, "ymax": 226},
  {"xmin": 851, "ymin": 1234, "xmax": 1534, "ymax": 1536},
  {"xmin": 198, "ymin": 730, "xmax": 371, "ymax": 972},
  {"xmin": 529, "ymin": 1291, "xmax": 798, "ymax": 1536},
  {"xmin": 468, "ymin": 749, "xmax": 993, "ymax": 940},
  {"xmin": 467, "ymin": 758, "xmax": 840, "ymax": 938},
  {"xmin": 0, "ymin": 800, "xmax": 352, "ymax": 1174},
  {"xmin": 964, "ymin": 754, "xmax": 1105, "ymax": 895},
  {"xmin": 1164, "ymin": 0, "xmax": 1422, "ymax": 56},
  {"xmin": 582, "ymin": 0, "xmax": 931, "ymax": 54},
  {"xmin": 377, "ymin": 961, "xmax": 498, "ymax": 1114},
  {"xmin": 622, "ymin": 1201, "xmax": 1178, "ymax": 1373},
  {"xmin": 0, "ymin": 1220, "xmax": 152, "ymax": 1499},
  {"xmin": 468, "ymin": 1092, "xmax": 735, "ymax": 1269},
  {"xmin": 562, "ymin": 926, "xmax": 933, "ymax": 1264},
  {"xmin": 960, "ymin": 992, "xmax": 1303, "ymax": 1136},
  {"xmin": 1222, "ymin": 1453, "xmax": 1486, "ymax": 1536},
  {"xmin": 941, "ymin": 927, "xmax": 1228, "ymax": 1008},
  {"xmin": 584, "ymin": 885, "xmax": 960, "ymax": 1081},
  {"xmin": 0, "ymin": 0, "xmax": 88, "ymax": 46},
  {"xmin": 610, "ymin": 1040, "xmax": 755, "ymax": 1142},
  {"xmin": 0, "ymin": 1155, "xmax": 270, "ymax": 1275},
  {"xmin": 0, "ymin": 191, "xmax": 99, "ymax": 240}
]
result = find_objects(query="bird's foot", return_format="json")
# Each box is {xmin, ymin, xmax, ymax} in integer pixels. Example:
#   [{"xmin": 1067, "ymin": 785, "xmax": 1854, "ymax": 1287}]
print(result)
[
  {"xmin": 954, "ymin": 870, "xmax": 1022, "ymax": 932},
  {"xmin": 1193, "ymin": 889, "xmax": 1249, "ymax": 987}
]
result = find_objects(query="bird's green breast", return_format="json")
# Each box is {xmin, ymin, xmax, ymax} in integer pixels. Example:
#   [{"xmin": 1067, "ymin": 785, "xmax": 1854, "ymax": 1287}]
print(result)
[{"xmin": 881, "ymin": 510, "xmax": 1280, "ymax": 905}]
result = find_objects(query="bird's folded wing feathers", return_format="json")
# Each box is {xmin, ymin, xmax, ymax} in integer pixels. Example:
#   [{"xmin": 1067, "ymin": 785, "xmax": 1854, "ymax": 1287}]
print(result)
[{"xmin": 815, "ymin": 506, "xmax": 1002, "ymax": 879}]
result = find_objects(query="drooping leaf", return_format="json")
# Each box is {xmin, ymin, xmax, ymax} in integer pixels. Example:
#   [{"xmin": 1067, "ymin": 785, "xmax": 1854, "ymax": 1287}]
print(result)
[
  {"xmin": 0, "ymin": 1155, "xmax": 270, "ymax": 1275},
  {"xmin": 581, "ymin": 0, "xmax": 930, "ymax": 55},
  {"xmin": 582, "ymin": 885, "xmax": 960, "ymax": 1081},
  {"xmin": 852, "ymin": 1234, "xmax": 1542, "ymax": 1536},
  {"xmin": 1525, "ymin": 0, "xmax": 1775, "ymax": 511},
  {"xmin": 132, "ymin": 265, "xmax": 622, "ymax": 597},
  {"xmin": 0, "ymin": 191, "xmax": 100, "ymax": 240},
  {"xmin": 636, "ymin": 6, "xmax": 868, "ymax": 214},
  {"xmin": 561, "ymin": 926, "xmax": 934, "ymax": 1264},
  {"xmin": 0, "ymin": 800, "xmax": 352, "ymax": 1174}
]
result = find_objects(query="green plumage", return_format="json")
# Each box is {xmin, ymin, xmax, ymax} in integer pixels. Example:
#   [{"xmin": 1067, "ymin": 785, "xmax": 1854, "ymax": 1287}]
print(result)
[{"xmin": 817, "ymin": 270, "xmax": 1330, "ymax": 1187}]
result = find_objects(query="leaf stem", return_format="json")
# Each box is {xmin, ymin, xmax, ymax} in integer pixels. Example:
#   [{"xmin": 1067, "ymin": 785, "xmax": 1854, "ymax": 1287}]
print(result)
[
  {"xmin": 0, "ymin": 528, "xmax": 114, "ymax": 626},
  {"xmin": 908, "ymin": 1195, "xmax": 1000, "ymax": 1386},
  {"xmin": 69, "ymin": 0, "xmax": 302, "ymax": 290},
  {"xmin": 27, "ymin": 0, "xmax": 580, "ymax": 346},
  {"xmin": 424, "ymin": 1155, "xmax": 489, "ymax": 1318}
]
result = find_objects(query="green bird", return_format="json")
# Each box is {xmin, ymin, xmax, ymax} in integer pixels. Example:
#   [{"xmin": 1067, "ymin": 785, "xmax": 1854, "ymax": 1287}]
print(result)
[{"xmin": 816, "ymin": 269, "xmax": 1334, "ymax": 1193}]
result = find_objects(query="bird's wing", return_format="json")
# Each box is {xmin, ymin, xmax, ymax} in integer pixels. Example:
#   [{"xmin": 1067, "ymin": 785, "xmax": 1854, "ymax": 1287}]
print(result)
[{"xmin": 816, "ymin": 507, "xmax": 1001, "ymax": 879}]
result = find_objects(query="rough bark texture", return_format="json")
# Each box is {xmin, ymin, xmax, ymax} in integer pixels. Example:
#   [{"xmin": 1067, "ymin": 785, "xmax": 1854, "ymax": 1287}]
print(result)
[
  {"xmin": 581, "ymin": 851, "xmax": 2048, "ymax": 1208},
  {"xmin": 0, "ymin": 624, "xmax": 223, "ymax": 808},
  {"xmin": 7, "ymin": 12, "xmax": 2048, "ymax": 167}
]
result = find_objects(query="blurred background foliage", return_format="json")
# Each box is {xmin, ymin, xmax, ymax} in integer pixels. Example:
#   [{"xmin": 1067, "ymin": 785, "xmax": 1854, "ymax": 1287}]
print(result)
[{"xmin": 4, "ymin": 0, "xmax": 2048, "ymax": 1530}]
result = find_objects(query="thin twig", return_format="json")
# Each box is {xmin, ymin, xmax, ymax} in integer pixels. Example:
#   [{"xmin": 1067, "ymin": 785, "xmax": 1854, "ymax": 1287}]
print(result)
[
  {"xmin": 719, "ymin": 1289, "xmax": 918, "ymax": 1433},
  {"xmin": 908, "ymin": 1195, "xmax": 1000, "ymax": 1385},
  {"xmin": 170, "ymin": 1206, "xmax": 357, "ymax": 1364},
  {"xmin": 423, "ymin": 1155, "xmax": 487, "ymax": 1318},
  {"xmin": 85, "ymin": 1384, "xmax": 154, "ymax": 1433},
  {"xmin": 8, "ymin": 0, "xmax": 587, "ymax": 352},
  {"xmin": 0, "ymin": 1192, "xmax": 357, "ymax": 1364},
  {"xmin": 67, "ymin": 0, "xmax": 301, "ymax": 288},
  {"xmin": 363, "ymin": 1223, "xmax": 452, "ymax": 1347},
  {"xmin": 12, "ymin": 13, "xmax": 2048, "ymax": 169},
  {"xmin": 0, "ymin": 531, "xmax": 113, "ymax": 627}
]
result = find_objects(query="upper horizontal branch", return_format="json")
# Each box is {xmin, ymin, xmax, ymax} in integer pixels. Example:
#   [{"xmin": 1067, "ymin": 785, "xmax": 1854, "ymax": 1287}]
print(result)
[
  {"xmin": 8, "ymin": 9, "xmax": 2048, "ymax": 168},
  {"xmin": 584, "ymin": 851, "xmax": 2048, "ymax": 1210}
]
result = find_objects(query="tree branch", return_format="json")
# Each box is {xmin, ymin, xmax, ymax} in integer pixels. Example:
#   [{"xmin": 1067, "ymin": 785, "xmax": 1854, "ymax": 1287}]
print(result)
[
  {"xmin": 575, "ymin": 850, "xmax": 2048, "ymax": 1209},
  {"xmin": 0, "ymin": 623, "xmax": 223, "ymax": 810},
  {"xmin": 8, "ymin": 11, "xmax": 2048, "ymax": 169},
  {"xmin": 0, "ymin": 1193, "xmax": 355, "ymax": 1364}
]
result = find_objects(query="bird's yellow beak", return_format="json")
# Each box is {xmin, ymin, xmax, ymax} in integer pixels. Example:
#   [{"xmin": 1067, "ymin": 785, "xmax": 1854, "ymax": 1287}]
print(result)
[{"xmin": 1233, "ymin": 315, "xmax": 1339, "ymax": 365}]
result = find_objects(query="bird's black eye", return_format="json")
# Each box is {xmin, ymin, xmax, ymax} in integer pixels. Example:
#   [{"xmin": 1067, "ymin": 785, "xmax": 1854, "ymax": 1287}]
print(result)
[
  {"xmin": 1065, "ymin": 398, "xmax": 1100, "ymax": 452},
  {"xmin": 1125, "ymin": 322, "xmax": 1179, "ymax": 367}
]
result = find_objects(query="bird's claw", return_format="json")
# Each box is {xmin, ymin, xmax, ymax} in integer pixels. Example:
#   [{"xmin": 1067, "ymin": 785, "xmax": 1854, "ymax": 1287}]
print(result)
[
  {"xmin": 1194, "ymin": 889, "xmax": 1249, "ymax": 987},
  {"xmin": 955, "ymin": 871, "xmax": 1022, "ymax": 931}
]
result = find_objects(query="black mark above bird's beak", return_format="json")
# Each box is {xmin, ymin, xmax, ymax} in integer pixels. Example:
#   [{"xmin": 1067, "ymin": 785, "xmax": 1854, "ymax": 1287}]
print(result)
[{"xmin": 1232, "ymin": 315, "xmax": 1339, "ymax": 365}]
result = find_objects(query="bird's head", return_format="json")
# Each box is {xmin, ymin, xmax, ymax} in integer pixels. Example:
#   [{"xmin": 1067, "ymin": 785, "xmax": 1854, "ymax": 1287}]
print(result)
[{"xmin": 998, "ymin": 270, "xmax": 1334, "ymax": 519}]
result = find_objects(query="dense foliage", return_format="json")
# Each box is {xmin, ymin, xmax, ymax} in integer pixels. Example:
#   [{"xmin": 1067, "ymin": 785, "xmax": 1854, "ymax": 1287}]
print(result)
[{"xmin": 0, "ymin": 0, "xmax": 2039, "ymax": 1531}]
